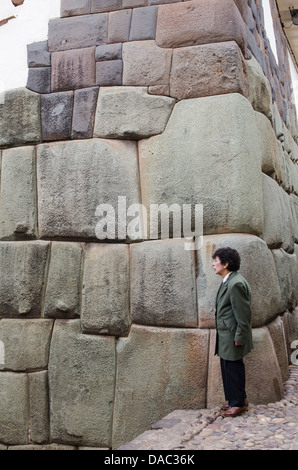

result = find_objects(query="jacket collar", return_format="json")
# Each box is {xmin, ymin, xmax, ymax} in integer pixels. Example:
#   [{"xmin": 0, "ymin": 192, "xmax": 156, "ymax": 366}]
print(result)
[{"xmin": 216, "ymin": 271, "xmax": 237, "ymax": 304}]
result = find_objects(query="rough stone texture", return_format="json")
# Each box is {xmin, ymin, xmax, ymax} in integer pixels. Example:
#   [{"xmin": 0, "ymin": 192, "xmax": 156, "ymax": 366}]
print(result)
[
  {"xmin": 61, "ymin": 0, "xmax": 91, "ymax": 17},
  {"xmin": 112, "ymin": 324, "xmax": 209, "ymax": 449},
  {"xmin": 51, "ymin": 47, "xmax": 96, "ymax": 92},
  {"xmin": 262, "ymin": 174, "xmax": 286, "ymax": 249},
  {"xmin": 122, "ymin": 40, "xmax": 172, "ymax": 86},
  {"xmin": 107, "ymin": 9, "xmax": 132, "ymax": 43},
  {"xmin": 0, "ymin": 241, "xmax": 50, "ymax": 318},
  {"xmin": 95, "ymin": 43, "xmax": 122, "ymax": 61},
  {"xmin": 266, "ymin": 316, "xmax": 289, "ymax": 383},
  {"xmin": 72, "ymin": 87, "xmax": 99, "ymax": 139},
  {"xmin": 0, "ymin": 88, "xmax": 40, "ymax": 148},
  {"xmin": 129, "ymin": 6, "xmax": 157, "ymax": 41},
  {"xmin": 272, "ymin": 248, "xmax": 297, "ymax": 312},
  {"xmin": 0, "ymin": 319, "xmax": 53, "ymax": 371},
  {"xmin": 0, "ymin": 146, "xmax": 37, "ymax": 240},
  {"xmin": 96, "ymin": 59, "xmax": 123, "ymax": 85},
  {"xmin": 48, "ymin": 320, "xmax": 116, "ymax": 447},
  {"xmin": 27, "ymin": 67, "xmax": 51, "ymax": 94},
  {"xmin": 28, "ymin": 371, "xmax": 50, "ymax": 444},
  {"xmin": 170, "ymin": 41, "xmax": 249, "ymax": 101},
  {"xmin": 0, "ymin": 373, "xmax": 29, "ymax": 445},
  {"xmin": 48, "ymin": 14, "xmax": 107, "ymax": 52},
  {"xmin": 44, "ymin": 242, "xmax": 83, "ymax": 319},
  {"xmin": 93, "ymin": 86, "xmax": 175, "ymax": 139},
  {"xmin": 245, "ymin": 327, "xmax": 284, "ymax": 404},
  {"xmin": 246, "ymin": 56, "xmax": 272, "ymax": 121},
  {"xmin": 37, "ymin": 139, "xmax": 140, "ymax": 240},
  {"xmin": 156, "ymin": 0, "xmax": 247, "ymax": 55},
  {"xmin": 196, "ymin": 234, "xmax": 283, "ymax": 329},
  {"xmin": 27, "ymin": 41, "xmax": 51, "ymax": 67},
  {"xmin": 138, "ymin": 93, "xmax": 263, "ymax": 237},
  {"xmin": 130, "ymin": 239, "xmax": 197, "ymax": 328},
  {"xmin": 255, "ymin": 112, "xmax": 281, "ymax": 177},
  {"xmin": 91, "ymin": 0, "xmax": 121, "ymax": 13},
  {"xmin": 81, "ymin": 243, "xmax": 130, "ymax": 336},
  {"xmin": 40, "ymin": 91, "xmax": 73, "ymax": 141}
]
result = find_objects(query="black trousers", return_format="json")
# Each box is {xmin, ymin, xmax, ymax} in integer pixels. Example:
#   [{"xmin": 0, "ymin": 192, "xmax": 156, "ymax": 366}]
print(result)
[{"xmin": 220, "ymin": 358, "xmax": 247, "ymax": 407}]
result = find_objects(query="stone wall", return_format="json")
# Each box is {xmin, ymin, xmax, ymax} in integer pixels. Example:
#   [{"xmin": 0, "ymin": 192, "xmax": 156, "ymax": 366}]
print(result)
[{"xmin": 0, "ymin": 0, "xmax": 297, "ymax": 450}]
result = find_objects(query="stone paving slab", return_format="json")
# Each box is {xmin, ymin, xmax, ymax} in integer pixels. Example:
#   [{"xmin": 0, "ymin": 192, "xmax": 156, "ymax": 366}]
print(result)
[{"xmin": 119, "ymin": 365, "xmax": 298, "ymax": 451}]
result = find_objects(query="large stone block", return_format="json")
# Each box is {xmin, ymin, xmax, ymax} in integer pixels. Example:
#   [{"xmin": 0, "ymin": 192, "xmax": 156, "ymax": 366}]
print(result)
[
  {"xmin": 266, "ymin": 316, "xmax": 289, "ymax": 383},
  {"xmin": 81, "ymin": 243, "xmax": 130, "ymax": 336},
  {"xmin": 37, "ymin": 139, "xmax": 140, "ymax": 240},
  {"xmin": 130, "ymin": 239, "xmax": 197, "ymax": 327},
  {"xmin": 93, "ymin": 86, "xmax": 175, "ymax": 139},
  {"xmin": 0, "ymin": 88, "xmax": 40, "ymax": 148},
  {"xmin": 0, "ymin": 319, "xmax": 53, "ymax": 371},
  {"xmin": 28, "ymin": 371, "xmax": 50, "ymax": 444},
  {"xmin": 129, "ymin": 6, "xmax": 158, "ymax": 41},
  {"xmin": 0, "ymin": 372, "xmax": 29, "ymax": 445},
  {"xmin": 245, "ymin": 327, "xmax": 283, "ymax": 404},
  {"xmin": 44, "ymin": 242, "xmax": 83, "ymax": 318},
  {"xmin": 107, "ymin": 9, "xmax": 132, "ymax": 43},
  {"xmin": 0, "ymin": 146, "xmax": 37, "ymax": 240},
  {"xmin": 112, "ymin": 324, "xmax": 209, "ymax": 449},
  {"xmin": 41, "ymin": 91, "xmax": 73, "ymax": 141},
  {"xmin": 96, "ymin": 59, "xmax": 123, "ymax": 85},
  {"xmin": 196, "ymin": 234, "xmax": 283, "ymax": 328},
  {"xmin": 0, "ymin": 241, "xmax": 50, "ymax": 318},
  {"xmin": 51, "ymin": 47, "xmax": 96, "ymax": 92},
  {"xmin": 72, "ymin": 87, "xmax": 99, "ymax": 139},
  {"xmin": 27, "ymin": 41, "xmax": 51, "ymax": 67},
  {"xmin": 255, "ymin": 112, "xmax": 281, "ymax": 177},
  {"xmin": 246, "ymin": 56, "xmax": 272, "ymax": 121},
  {"xmin": 91, "ymin": 0, "xmax": 121, "ymax": 12},
  {"xmin": 27, "ymin": 67, "xmax": 51, "ymax": 94},
  {"xmin": 170, "ymin": 41, "xmax": 249, "ymax": 101},
  {"xmin": 156, "ymin": 0, "xmax": 247, "ymax": 55},
  {"xmin": 61, "ymin": 0, "xmax": 91, "ymax": 17},
  {"xmin": 122, "ymin": 40, "xmax": 172, "ymax": 86},
  {"xmin": 48, "ymin": 14, "xmax": 107, "ymax": 52},
  {"xmin": 272, "ymin": 248, "xmax": 297, "ymax": 312},
  {"xmin": 138, "ymin": 93, "xmax": 263, "ymax": 237},
  {"xmin": 261, "ymin": 174, "xmax": 285, "ymax": 249},
  {"xmin": 48, "ymin": 320, "xmax": 116, "ymax": 447}
]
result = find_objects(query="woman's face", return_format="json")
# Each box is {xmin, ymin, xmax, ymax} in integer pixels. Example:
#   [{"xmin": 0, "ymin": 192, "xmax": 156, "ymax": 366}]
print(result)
[{"xmin": 212, "ymin": 256, "xmax": 229, "ymax": 277}]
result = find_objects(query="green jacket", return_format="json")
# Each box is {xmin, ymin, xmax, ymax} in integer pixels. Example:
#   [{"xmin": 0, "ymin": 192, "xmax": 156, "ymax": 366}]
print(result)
[{"xmin": 215, "ymin": 271, "xmax": 253, "ymax": 361}]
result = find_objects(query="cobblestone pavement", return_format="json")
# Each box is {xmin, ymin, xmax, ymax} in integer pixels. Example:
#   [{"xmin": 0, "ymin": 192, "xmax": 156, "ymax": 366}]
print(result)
[{"xmin": 119, "ymin": 365, "xmax": 298, "ymax": 451}]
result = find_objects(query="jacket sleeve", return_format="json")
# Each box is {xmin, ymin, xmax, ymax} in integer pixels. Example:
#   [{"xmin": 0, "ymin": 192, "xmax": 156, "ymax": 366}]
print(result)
[{"xmin": 229, "ymin": 281, "xmax": 252, "ymax": 345}]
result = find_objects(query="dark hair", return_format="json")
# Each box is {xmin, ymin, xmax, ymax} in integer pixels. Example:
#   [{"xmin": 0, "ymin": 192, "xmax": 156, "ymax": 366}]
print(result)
[{"xmin": 212, "ymin": 247, "xmax": 241, "ymax": 272}]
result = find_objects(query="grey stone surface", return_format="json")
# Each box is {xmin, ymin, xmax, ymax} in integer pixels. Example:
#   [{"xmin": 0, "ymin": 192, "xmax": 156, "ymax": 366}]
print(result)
[
  {"xmin": 130, "ymin": 239, "xmax": 197, "ymax": 327},
  {"xmin": 0, "ymin": 241, "xmax": 50, "ymax": 318},
  {"xmin": 81, "ymin": 243, "xmax": 130, "ymax": 336},
  {"xmin": 113, "ymin": 324, "xmax": 209, "ymax": 449},
  {"xmin": 129, "ymin": 6, "xmax": 158, "ymax": 41},
  {"xmin": 95, "ymin": 43, "xmax": 122, "ymax": 61},
  {"xmin": 48, "ymin": 14, "xmax": 107, "ymax": 52},
  {"xmin": 262, "ymin": 173, "xmax": 285, "ymax": 249},
  {"xmin": 96, "ymin": 59, "xmax": 123, "ymax": 85},
  {"xmin": 51, "ymin": 47, "xmax": 96, "ymax": 92},
  {"xmin": 107, "ymin": 9, "xmax": 132, "ymax": 43},
  {"xmin": 0, "ymin": 372, "xmax": 29, "ymax": 445},
  {"xmin": 37, "ymin": 139, "xmax": 140, "ymax": 240},
  {"xmin": 91, "ymin": 0, "xmax": 121, "ymax": 12},
  {"xmin": 122, "ymin": 40, "xmax": 172, "ymax": 86},
  {"xmin": 138, "ymin": 93, "xmax": 263, "ymax": 237},
  {"xmin": 267, "ymin": 316, "xmax": 290, "ymax": 383},
  {"xmin": 41, "ymin": 91, "xmax": 73, "ymax": 141},
  {"xmin": 196, "ymin": 234, "xmax": 283, "ymax": 328},
  {"xmin": 72, "ymin": 87, "xmax": 99, "ymax": 139},
  {"xmin": 27, "ymin": 41, "xmax": 51, "ymax": 67},
  {"xmin": 61, "ymin": 0, "xmax": 91, "ymax": 17},
  {"xmin": 0, "ymin": 146, "xmax": 37, "ymax": 240},
  {"xmin": 272, "ymin": 248, "xmax": 297, "ymax": 312},
  {"xmin": 255, "ymin": 112, "xmax": 281, "ymax": 177},
  {"xmin": 44, "ymin": 242, "xmax": 83, "ymax": 319},
  {"xmin": 246, "ymin": 56, "xmax": 272, "ymax": 120},
  {"xmin": 93, "ymin": 86, "xmax": 175, "ymax": 139},
  {"xmin": 28, "ymin": 371, "xmax": 50, "ymax": 444},
  {"xmin": 27, "ymin": 67, "xmax": 51, "ymax": 94},
  {"xmin": 48, "ymin": 320, "xmax": 116, "ymax": 447},
  {"xmin": 0, "ymin": 88, "xmax": 40, "ymax": 148},
  {"xmin": 170, "ymin": 41, "xmax": 249, "ymax": 101},
  {"xmin": 0, "ymin": 319, "xmax": 53, "ymax": 371}
]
